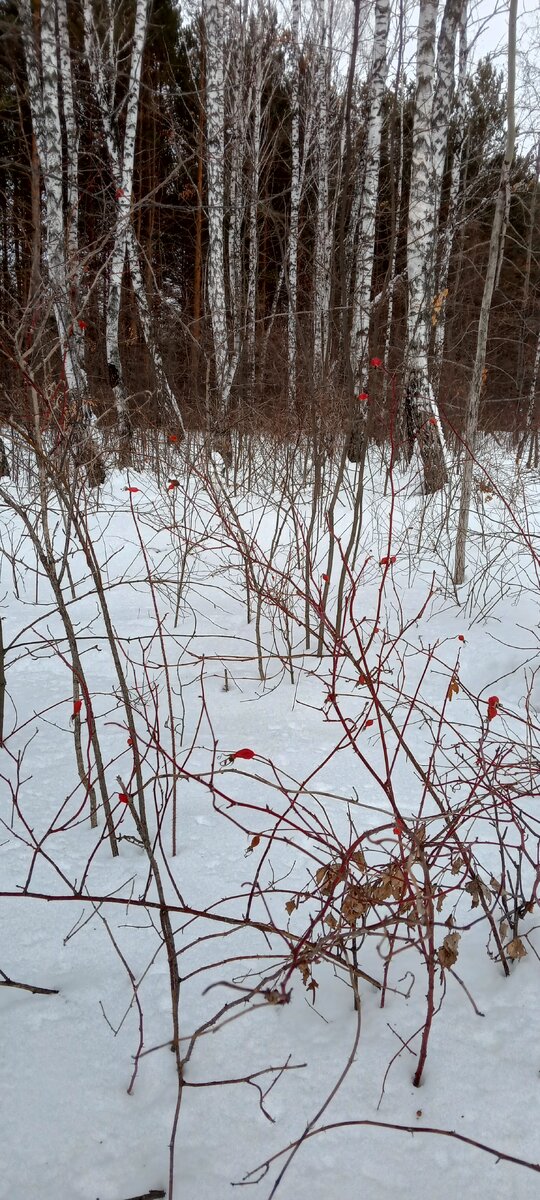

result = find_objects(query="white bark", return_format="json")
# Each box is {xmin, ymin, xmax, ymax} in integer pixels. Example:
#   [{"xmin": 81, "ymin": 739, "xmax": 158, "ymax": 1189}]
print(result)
[
  {"xmin": 203, "ymin": 0, "xmax": 239, "ymax": 423},
  {"xmin": 432, "ymin": 0, "xmax": 465, "ymax": 214},
  {"xmin": 83, "ymin": 0, "xmax": 185, "ymax": 435},
  {"xmin": 523, "ymin": 329, "xmax": 540, "ymax": 449},
  {"xmin": 20, "ymin": 0, "xmax": 86, "ymax": 401},
  {"xmin": 246, "ymin": 13, "xmax": 263, "ymax": 405},
  {"xmin": 405, "ymin": 0, "xmax": 449, "ymax": 491},
  {"xmin": 106, "ymin": 0, "xmax": 148, "ymax": 434},
  {"xmin": 350, "ymin": 0, "xmax": 391, "ymax": 395},
  {"xmin": 287, "ymin": 0, "xmax": 301, "ymax": 409},
  {"xmin": 312, "ymin": 0, "xmax": 332, "ymax": 390},
  {"xmin": 227, "ymin": 18, "xmax": 245, "ymax": 367},
  {"xmin": 383, "ymin": 82, "xmax": 405, "ymax": 402}
]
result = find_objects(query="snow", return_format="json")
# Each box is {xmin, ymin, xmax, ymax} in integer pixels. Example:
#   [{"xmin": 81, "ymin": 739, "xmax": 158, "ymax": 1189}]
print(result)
[{"xmin": 0, "ymin": 437, "xmax": 539, "ymax": 1200}]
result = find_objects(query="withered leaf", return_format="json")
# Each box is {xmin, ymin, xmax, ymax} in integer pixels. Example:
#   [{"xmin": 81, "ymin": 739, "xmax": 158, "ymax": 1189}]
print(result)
[
  {"xmin": 341, "ymin": 885, "xmax": 368, "ymax": 924},
  {"xmin": 285, "ymin": 898, "xmax": 297, "ymax": 915},
  {"xmin": 506, "ymin": 937, "xmax": 527, "ymax": 961},
  {"xmin": 465, "ymin": 877, "xmax": 489, "ymax": 908},
  {"xmin": 377, "ymin": 866, "xmax": 407, "ymax": 902},
  {"xmin": 437, "ymin": 931, "xmax": 460, "ymax": 969},
  {"xmin": 447, "ymin": 676, "xmax": 460, "ymax": 701},
  {"xmin": 315, "ymin": 862, "xmax": 344, "ymax": 895}
]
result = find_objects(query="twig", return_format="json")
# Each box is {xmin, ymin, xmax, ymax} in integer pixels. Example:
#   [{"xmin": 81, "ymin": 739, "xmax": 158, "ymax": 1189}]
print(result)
[
  {"xmin": 0, "ymin": 969, "xmax": 58, "ymax": 995},
  {"xmin": 236, "ymin": 1119, "xmax": 540, "ymax": 1188},
  {"xmin": 117, "ymin": 1191, "xmax": 165, "ymax": 1200}
]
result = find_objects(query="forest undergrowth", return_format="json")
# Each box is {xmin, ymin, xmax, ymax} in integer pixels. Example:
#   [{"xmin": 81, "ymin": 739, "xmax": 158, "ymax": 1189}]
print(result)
[{"xmin": 0, "ymin": 427, "xmax": 539, "ymax": 1199}]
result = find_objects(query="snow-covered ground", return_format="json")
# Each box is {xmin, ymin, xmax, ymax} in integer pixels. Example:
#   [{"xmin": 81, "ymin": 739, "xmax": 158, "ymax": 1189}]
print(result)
[{"xmin": 0, "ymin": 436, "xmax": 539, "ymax": 1200}]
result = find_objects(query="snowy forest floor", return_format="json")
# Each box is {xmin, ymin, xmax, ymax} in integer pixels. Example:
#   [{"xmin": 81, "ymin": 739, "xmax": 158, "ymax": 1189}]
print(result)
[{"xmin": 0, "ymin": 433, "xmax": 539, "ymax": 1200}]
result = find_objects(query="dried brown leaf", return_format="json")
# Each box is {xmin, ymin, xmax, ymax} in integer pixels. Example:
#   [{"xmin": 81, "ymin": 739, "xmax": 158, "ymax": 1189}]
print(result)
[
  {"xmin": 316, "ymin": 862, "xmax": 344, "ymax": 895},
  {"xmin": 341, "ymin": 885, "xmax": 368, "ymax": 925},
  {"xmin": 465, "ymin": 877, "xmax": 489, "ymax": 908},
  {"xmin": 506, "ymin": 937, "xmax": 527, "ymax": 961},
  {"xmin": 437, "ymin": 931, "xmax": 461, "ymax": 969}
]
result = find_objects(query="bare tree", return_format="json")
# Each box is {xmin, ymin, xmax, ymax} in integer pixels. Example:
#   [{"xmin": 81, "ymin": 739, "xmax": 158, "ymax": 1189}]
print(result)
[
  {"xmin": 287, "ymin": 0, "xmax": 302, "ymax": 410},
  {"xmin": 404, "ymin": 0, "xmax": 450, "ymax": 493},
  {"xmin": 83, "ymin": 0, "xmax": 185, "ymax": 447},
  {"xmin": 19, "ymin": 0, "xmax": 104, "ymax": 481},
  {"xmin": 347, "ymin": 0, "xmax": 391, "ymax": 462},
  {"xmin": 453, "ymin": 0, "xmax": 518, "ymax": 583},
  {"xmin": 203, "ymin": 0, "xmax": 239, "ymax": 430}
]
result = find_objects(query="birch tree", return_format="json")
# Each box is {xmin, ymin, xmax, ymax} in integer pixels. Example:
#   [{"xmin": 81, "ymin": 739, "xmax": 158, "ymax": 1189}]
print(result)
[
  {"xmin": 227, "ymin": 13, "xmax": 247, "ymax": 370},
  {"xmin": 19, "ymin": 0, "xmax": 104, "ymax": 482},
  {"xmin": 347, "ymin": 0, "xmax": 391, "ymax": 462},
  {"xmin": 83, "ymin": 0, "xmax": 185, "ymax": 445},
  {"xmin": 287, "ymin": 0, "xmax": 302, "ymax": 409},
  {"xmin": 246, "ymin": 7, "xmax": 263, "ymax": 405},
  {"xmin": 312, "ymin": 0, "xmax": 332, "ymax": 392},
  {"xmin": 404, "ymin": 0, "xmax": 448, "ymax": 493},
  {"xmin": 203, "ymin": 0, "xmax": 239, "ymax": 428}
]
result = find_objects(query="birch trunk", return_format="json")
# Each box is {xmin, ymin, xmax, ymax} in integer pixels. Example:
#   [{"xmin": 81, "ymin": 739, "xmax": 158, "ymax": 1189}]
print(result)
[
  {"xmin": 382, "ymin": 78, "xmax": 405, "ymax": 403},
  {"xmin": 336, "ymin": 0, "xmax": 361, "ymax": 393},
  {"xmin": 20, "ymin": 0, "xmax": 104, "ymax": 483},
  {"xmin": 84, "ymin": 0, "xmax": 185, "ymax": 443},
  {"xmin": 404, "ymin": 0, "xmax": 448, "ymax": 493},
  {"xmin": 453, "ymin": 0, "xmax": 517, "ymax": 584},
  {"xmin": 192, "ymin": 23, "xmax": 205, "ymax": 384},
  {"xmin": 432, "ymin": 5, "xmax": 468, "ymax": 395},
  {"xmin": 312, "ymin": 0, "xmax": 332, "ymax": 393},
  {"xmin": 246, "ymin": 15, "xmax": 262, "ymax": 407},
  {"xmin": 227, "ymin": 25, "xmax": 245, "ymax": 370},
  {"xmin": 203, "ymin": 0, "xmax": 238, "ymax": 428},
  {"xmin": 347, "ymin": 0, "xmax": 391, "ymax": 461},
  {"xmin": 287, "ymin": 0, "xmax": 301, "ymax": 410},
  {"xmin": 105, "ymin": 0, "xmax": 149, "ymax": 442}
]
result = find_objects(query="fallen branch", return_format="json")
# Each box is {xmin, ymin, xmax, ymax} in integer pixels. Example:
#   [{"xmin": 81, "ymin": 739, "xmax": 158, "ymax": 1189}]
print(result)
[
  {"xmin": 118, "ymin": 1192, "xmax": 166, "ymax": 1200},
  {"xmin": 237, "ymin": 1118, "xmax": 540, "ymax": 1189},
  {"xmin": 0, "ymin": 969, "xmax": 58, "ymax": 995}
]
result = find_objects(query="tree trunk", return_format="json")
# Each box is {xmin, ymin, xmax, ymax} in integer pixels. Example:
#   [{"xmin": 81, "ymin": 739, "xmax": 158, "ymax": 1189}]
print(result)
[
  {"xmin": 312, "ymin": 0, "xmax": 331, "ymax": 394},
  {"xmin": 246, "ymin": 14, "xmax": 262, "ymax": 410},
  {"xmin": 192, "ymin": 23, "xmax": 205, "ymax": 388},
  {"xmin": 432, "ymin": 4, "xmax": 468, "ymax": 397},
  {"xmin": 453, "ymin": 0, "xmax": 517, "ymax": 583},
  {"xmin": 348, "ymin": 0, "xmax": 391, "ymax": 462},
  {"xmin": 203, "ymin": 0, "xmax": 239, "ymax": 430},
  {"xmin": 404, "ymin": 0, "xmax": 448, "ymax": 492},
  {"xmin": 287, "ymin": 0, "xmax": 301, "ymax": 411},
  {"xmin": 20, "ymin": 0, "xmax": 104, "ymax": 483}
]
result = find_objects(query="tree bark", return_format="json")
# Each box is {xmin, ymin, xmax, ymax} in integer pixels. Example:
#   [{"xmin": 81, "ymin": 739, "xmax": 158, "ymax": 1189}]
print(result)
[
  {"xmin": 453, "ymin": 0, "xmax": 517, "ymax": 583},
  {"xmin": 203, "ymin": 0, "xmax": 239, "ymax": 430},
  {"xmin": 404, "ymin": 0, "xmax": 449, "ymax": 493},
  {"xmin": 348, "ymin": 0, "xmax": 391, "ymax": 462}
]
